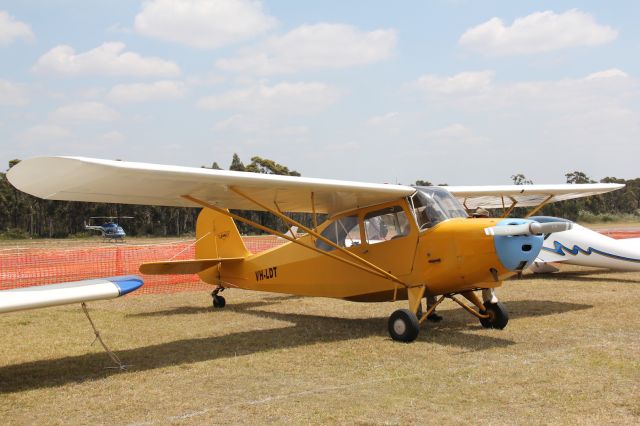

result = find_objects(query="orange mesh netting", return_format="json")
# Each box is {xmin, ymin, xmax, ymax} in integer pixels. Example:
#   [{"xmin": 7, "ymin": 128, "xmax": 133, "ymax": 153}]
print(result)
[{"xmin": 0, "ymin": 236, "xmax": 285, "ymax": 295}]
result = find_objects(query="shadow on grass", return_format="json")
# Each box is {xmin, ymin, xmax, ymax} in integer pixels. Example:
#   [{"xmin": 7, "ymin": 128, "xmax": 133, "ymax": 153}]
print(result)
[
  {"xmin": 0, "ymin": 298, "xmax": 590, "ymax": 394},
  {"xmin": 129, "ymin": 295, "xmax": 301, "ymax": 317}
]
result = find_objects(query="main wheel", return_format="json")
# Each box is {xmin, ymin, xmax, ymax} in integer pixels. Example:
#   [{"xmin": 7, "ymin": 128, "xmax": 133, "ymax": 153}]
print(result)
[
  {"xmin": 212, "ymin": 295, "xmax": 226, "ymax": 308},
  {"xmin": 388, "ymin": 309, "xmax": 420, "ymax": 342},
  {"xmin": 479, "ymin": 301, "xmax": 508, "ymax": 329}
]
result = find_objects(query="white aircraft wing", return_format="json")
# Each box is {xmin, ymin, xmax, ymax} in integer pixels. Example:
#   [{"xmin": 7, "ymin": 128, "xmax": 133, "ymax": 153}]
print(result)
[
  {"xmin": 0, "ymin": 275, "xmax": 143, "ymax": 314},
  {"xmin": 7, "ymin": 156, "xmax": 414, "ymax": 216},
  {"xmin": 445, "ymin": 183, "xmax": 624, "ymax": 210}
]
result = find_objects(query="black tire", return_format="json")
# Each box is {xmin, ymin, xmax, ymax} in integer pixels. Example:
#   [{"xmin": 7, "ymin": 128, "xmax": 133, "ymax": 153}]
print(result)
[
  {"xmin": 479, "ymin": 301, "xmax": 508, "ymax": 329},
  {"xmin": 388, "ymin": 309, "xmax": 420, "ymax": 342},
  {"xmin": 212, "ymin": 295, "xmax": 226, "ymax": 308}
]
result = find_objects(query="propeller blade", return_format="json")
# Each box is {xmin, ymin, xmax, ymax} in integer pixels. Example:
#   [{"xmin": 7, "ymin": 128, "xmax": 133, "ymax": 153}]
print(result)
[{"xmin": 485, "ymin": 221, "xmax": 572, "ymax": 236}]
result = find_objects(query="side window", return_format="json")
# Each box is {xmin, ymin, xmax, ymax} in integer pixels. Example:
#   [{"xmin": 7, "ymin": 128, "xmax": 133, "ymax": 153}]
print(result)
[
  {"xmin": 364, "ymin": 206, "xmax": 409, "ymax": 245},
  {"xmin": 315, "ymin": 215, "xmax": 361, "ymax": 251}
]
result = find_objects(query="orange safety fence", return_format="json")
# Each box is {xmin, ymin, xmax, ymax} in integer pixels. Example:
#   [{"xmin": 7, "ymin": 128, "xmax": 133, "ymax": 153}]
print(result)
[
  {"xmin": 598, "ymin": 230, "xmax": 640, "ymax": 239},
  {"xmin": 2, "ymin": 229, "xmax": 638, "ymax": 295},
  {"xmin": 0, "ymin": 236, "xmax": 286, "ymax": 295}
]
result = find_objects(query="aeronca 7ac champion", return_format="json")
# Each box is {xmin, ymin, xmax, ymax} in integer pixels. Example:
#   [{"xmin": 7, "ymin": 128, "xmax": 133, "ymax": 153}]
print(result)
[{"xmin": 7, "ymin": 157, "xmax": 623, "ymax": 342}]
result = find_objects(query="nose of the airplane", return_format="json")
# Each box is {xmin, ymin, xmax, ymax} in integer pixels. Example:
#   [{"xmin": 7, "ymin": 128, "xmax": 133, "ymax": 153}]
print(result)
[{"xmin": 492, "ymin": 219, "xmax": 544, "ymax": 271}]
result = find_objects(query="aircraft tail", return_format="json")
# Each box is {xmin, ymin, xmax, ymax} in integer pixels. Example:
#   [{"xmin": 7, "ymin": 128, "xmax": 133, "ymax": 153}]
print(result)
[
  {"xmin": 195, "ymin": 208, "xmax": 251, "ymax": 260},
  {"xmin": 139, "ymin": 209, "xmax": 249, "ymax": 278}
]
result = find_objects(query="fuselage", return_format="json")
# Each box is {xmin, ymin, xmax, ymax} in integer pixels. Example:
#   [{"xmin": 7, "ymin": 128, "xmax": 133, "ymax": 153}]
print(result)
[
  {"xmin": 198, "ymin": 188, "xmax": 544, "ymax": 301},
  {"xmin": 533, "ymin": 217, "xmax": 640, "ymax": 271}
]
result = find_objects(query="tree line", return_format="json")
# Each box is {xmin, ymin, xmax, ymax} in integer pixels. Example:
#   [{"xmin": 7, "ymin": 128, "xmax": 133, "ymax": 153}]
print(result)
[{"xmin": 1, "ymin": 157, "xmax": 638, "ymax": 239}]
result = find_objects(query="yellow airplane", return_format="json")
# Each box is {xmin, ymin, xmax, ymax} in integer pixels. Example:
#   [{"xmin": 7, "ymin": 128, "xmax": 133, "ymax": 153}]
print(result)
[{"xmin": 7, "ymin": 157, "xmax": 623, "ymax": 342}]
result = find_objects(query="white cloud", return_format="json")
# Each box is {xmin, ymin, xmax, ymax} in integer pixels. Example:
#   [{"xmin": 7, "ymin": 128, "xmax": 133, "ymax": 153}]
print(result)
[
  {"xmin": 0, "ymin": 11, "xmax": 34, "ymax": 45},
  {"xmin": 414, "ymin": 69, "xmax": 637, "ymax": 115},
  {"xmin": 107, "ymin": 80, "xmax": 186, "ymax": 103},
  {"xmin": 214, "ymin": 114, "xmax": 246, "ymax": 131},
  {"xmin": 423, "ymin": 124, "xmax": 489, "ymax": 146},
  {"xmin": 365, "ymin": 112, "xmax": 400, "ymax": 127},
  {"xmin": 415, "ymin": 71, "xmax": 494, "ymax": 95},
  {"xmin": 0, "ymin": 79, "xmax": 28, "ymax": 105},
  {"xmin": 585, "ymin": 68, "xmax": 628, "ymax": 80},
  {"xmin": 198, "ymin": 81, "xmax": 340, "ymax": 115},
  {"xmin": 97, "ymin": 130, "xmax": 125, "ymax": 144},
  {"xmin": 51, "ymin": 102, "xmax": 119, "ymax": 123},
  {"xmin": 18, "ymin": 124, "xmax": 72, "ymax": 143},
  {"xmin": 405, "ymin": 69, "xmax": 640, "ymax": 182},
  {"xmin": 216, "ymin": 23, "xmax": 397, "ymax": 74},
  {"xmin": 33, "ymin": 42, "xmax": 180, "ymax": 77},
  {"xmin": 459, "ymin": 10, "xmax": 617, "ymax": 55},
  {"xmin": 134, "ymin": 0, "xmax": 277, "ymax": 49}
]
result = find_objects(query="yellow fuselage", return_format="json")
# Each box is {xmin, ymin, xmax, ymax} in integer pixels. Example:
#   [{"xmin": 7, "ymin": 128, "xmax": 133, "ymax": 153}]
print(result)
[{"xmin": 196, "ymin": 200, "xmax": 515, "ymax": 302}]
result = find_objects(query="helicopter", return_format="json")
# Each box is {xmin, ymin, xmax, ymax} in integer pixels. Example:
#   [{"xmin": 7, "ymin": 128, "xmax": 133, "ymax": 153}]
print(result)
[{"xmin": 85, "ymin": 216, "xmax": 132, "ymax": 242}]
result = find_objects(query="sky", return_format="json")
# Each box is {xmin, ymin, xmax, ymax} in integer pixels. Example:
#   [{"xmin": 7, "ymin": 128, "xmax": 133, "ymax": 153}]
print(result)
[{"xmin": 0, "ymin": 0, "xmax": 639, "ymax": 185}]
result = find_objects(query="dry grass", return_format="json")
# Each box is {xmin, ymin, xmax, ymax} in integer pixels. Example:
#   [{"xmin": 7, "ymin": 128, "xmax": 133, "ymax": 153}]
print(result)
[{"xmin": 1, "ymin": 265, "xmax": 639, "ymax": 425}]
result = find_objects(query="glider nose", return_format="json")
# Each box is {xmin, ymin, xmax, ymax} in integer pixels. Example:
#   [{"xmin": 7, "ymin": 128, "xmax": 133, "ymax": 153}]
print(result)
[{"xmin": 491, "ymin": 219, "xmax": 544, "ymax": 271}]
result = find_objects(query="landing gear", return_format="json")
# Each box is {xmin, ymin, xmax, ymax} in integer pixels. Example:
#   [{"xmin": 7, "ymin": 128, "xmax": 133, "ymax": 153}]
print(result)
[
  {"xmin": 211, "ymin": 287, "xmax": 226, "ymax": 309},
  {"xmin": 479, "ymin": 301, "xmax": 509, "ymax": 329},
  {"xmin": 212, "ymin": 295, "xmax": 226, "ymax": 308},
  {"xmin": 388, "ymin": 309, "xmax": 420, "ymax": 342}
]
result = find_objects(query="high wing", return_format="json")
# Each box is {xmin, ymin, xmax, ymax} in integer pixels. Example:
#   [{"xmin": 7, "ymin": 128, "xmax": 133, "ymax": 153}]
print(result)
[
  {"xmin": 8, "ymin": 157, "xmax": 624, "ymax": 215},
  {"xmin": 445, "ymin": 184, "xmax": 624, "ymax": 210},
  {"xmin": 7, "ymin": 156, "xmax": 414, "ymax": 216},
  {"xmin": 0, "ymin": 276, "xmax": 143, "ymax": 314}
]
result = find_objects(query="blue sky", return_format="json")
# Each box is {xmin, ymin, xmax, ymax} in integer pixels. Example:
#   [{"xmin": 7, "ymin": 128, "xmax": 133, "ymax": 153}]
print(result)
[{"xmin": 1, "ymin": 1, "xmax": 638, "ymax": 185}]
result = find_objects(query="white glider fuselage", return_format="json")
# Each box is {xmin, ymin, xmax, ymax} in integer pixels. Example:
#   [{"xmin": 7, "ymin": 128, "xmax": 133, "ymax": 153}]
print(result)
[{"xmin": 533, "ymin": 217, "xmax": 640, "ymax": 271}]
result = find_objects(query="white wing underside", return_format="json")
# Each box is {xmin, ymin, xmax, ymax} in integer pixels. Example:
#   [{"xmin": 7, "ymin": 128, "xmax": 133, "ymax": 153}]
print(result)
[
  {"xmin": 8, "ymin": 157, "xmax": 414, "ymax": 215},
  {"xmin": 446, "ymin": 184, "xmax": 623, "ymax": 209},
  {"xmin": 8, "ymin": 156, "xmax": 624, "ymax": 215}
]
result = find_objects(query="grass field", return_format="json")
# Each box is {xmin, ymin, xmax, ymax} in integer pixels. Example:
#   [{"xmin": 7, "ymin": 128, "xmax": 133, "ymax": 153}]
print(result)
[{"xmin": 1, "ymin": 265, "xmax": 639, "ymax": 425}]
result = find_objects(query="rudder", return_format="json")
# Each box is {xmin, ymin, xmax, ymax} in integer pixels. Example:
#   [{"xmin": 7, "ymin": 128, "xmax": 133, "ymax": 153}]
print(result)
[{"xmin": 196, "ymin": 208, "xmax": 250, "ymax": 260}]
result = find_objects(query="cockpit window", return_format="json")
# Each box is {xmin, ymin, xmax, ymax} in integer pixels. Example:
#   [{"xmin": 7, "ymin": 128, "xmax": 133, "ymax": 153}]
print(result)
[
  {"xmin": 411, "ymin": 187, "xmax": 468, "ymax": 230},
  {"xmin": 364, "ymin": 206, "xmax": 410, "ymax": 245},
  {"xmin": 315, "ymin": 215, "xmax": 361, "ymax": 251}
]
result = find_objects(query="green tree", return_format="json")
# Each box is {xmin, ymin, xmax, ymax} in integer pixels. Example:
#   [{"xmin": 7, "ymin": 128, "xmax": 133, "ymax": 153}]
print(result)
[
  {"xmin": 245, "ymin": 156, "xmax": 300, "ymax": 176},
  {"xmin": 511, "ymin": 174, "xmax": 533, "ymax": 185},
  {"xmin": 415, "ymin": 179, "xmax": 432, "ymax": 186},
  {"xmin": 565, "ymin": 171, "xmax": 594, "ymax": 184},
  {"xmin": 229, "ymin": 153, "xmax": 245, "ymax": 171}
]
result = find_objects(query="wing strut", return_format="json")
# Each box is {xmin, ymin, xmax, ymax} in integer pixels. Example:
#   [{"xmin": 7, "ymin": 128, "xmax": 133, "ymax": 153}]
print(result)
[
  {"xmin": 501, "ymin": 197, "xmax": 518, "ymax": 218},
  {"xmin": 181, "ymin": 194, "xmax": 408, "ymax": 289},
  {"xmin": 525, "ymin": 195, "xmax": 554, "ymax": 218}
]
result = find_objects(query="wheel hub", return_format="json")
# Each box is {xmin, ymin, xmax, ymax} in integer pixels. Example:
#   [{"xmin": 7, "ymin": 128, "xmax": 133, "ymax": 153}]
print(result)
[{"xmin": 393, "ymin": 318, "xmax": 407, "ymax": 335}]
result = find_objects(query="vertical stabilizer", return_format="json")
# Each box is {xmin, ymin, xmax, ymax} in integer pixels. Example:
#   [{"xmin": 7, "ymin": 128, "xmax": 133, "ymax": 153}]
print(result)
[
  {"xmin": 195, "ymin": 208, "xmax": 250, "ymax": 284},
  {"xmin": 196, "ymin": 208, "xmax": 250, "ymax": 260}
]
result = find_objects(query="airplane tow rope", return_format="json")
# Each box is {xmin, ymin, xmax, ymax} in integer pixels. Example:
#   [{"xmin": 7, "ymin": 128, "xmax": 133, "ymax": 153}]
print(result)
[{"xmin": 81, "ymin": 302, "xmax": 128, "ymax": 370}]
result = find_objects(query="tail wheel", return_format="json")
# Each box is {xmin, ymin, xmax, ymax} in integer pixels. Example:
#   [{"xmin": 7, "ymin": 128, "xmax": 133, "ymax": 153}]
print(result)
[
  {"xmin": 479, "ymin": 301, "xmax": 509, "ymax": 329},
  {"xmin": 388, "ymin": 309, "xmax": 420, "ymax": 342},
  {"xmin": 212, "ymin": 295, "xmax": 226, "ymax": 308}
]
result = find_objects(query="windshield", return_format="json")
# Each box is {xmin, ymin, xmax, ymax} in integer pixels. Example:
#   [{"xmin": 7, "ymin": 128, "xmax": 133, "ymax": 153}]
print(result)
[{"xmin": 410, "ymin": 187, "xmax": 468, "ymax": 230}]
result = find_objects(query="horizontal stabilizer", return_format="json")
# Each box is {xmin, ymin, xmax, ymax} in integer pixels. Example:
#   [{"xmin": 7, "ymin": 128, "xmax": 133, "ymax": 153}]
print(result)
[
  {"xmin": 0, "ymin": 275, "xmax": 143, "ymax": 314},
  {"xmin": 139, "ymin": 258, "xmax": 244, "ymax": 275}
]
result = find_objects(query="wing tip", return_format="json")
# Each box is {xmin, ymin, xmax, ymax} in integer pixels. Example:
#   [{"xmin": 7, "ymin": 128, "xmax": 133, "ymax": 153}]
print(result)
[{"xmin": 109, "ymin": 275, "xmax": 144, "ymax": 296}]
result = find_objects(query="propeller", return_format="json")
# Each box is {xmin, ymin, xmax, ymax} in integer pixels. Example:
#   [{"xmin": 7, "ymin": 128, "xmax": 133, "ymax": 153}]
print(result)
[{"xmin": 484, "ymin": 221, "xmax": 572, "ymax": 236}]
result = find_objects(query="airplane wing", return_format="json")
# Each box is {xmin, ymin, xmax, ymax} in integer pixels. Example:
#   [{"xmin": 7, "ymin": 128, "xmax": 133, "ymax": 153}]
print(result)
[
  {"xmin": 7, "ymin": 156, "xmax": 414, "ymax": 216},
  {"xmin": 445, "ymin": 184, "xmax": 624, "ymax": 210},
  {"xmin": 0, "ymin": 276, "xmax": 143, "ymax": 314}
]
